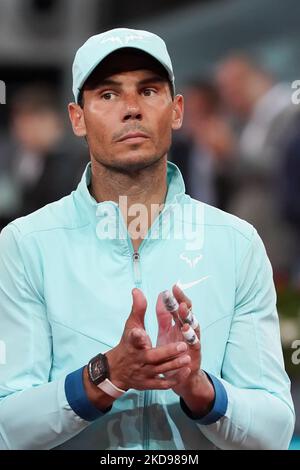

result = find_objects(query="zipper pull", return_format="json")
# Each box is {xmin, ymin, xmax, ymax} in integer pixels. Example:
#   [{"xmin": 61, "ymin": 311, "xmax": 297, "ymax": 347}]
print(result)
[{"xmin": 132, "ymin": 251, "xmax": 141, "ymax": 285}]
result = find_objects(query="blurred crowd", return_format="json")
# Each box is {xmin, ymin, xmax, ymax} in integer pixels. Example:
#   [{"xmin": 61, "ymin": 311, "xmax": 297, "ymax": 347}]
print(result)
[
  {"xmin": 171, "ymin": 55, "xmax": 300, "ymax": 288},
  {"xmin": 0, "ymin": 54, "xmax": 300, "ymax": 287},
  {"xmin": 0, "ymin": 84, "xmax": 88, "ymax": 229}
]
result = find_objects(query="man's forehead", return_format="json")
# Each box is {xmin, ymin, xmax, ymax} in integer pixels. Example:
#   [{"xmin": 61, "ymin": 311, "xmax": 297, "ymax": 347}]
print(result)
[{"xmin": 84, "ymin": 48, "xmax": 169, "ymax": 89}]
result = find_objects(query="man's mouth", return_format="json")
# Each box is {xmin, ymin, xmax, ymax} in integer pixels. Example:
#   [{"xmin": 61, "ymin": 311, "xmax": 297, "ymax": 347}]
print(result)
[{"xmin": 117, "ymin": 132, "xmax": 149, "ymax": 143}]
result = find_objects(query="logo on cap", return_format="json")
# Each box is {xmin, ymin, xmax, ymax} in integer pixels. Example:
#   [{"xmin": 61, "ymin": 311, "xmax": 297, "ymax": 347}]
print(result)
[{"xmin": 100, "ymin": 32, "xmax": 153, "ymax": 46}]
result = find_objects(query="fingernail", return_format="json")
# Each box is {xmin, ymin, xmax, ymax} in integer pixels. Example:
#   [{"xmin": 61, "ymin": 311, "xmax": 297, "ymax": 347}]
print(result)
[
  {"xmin": 177, "ymin": 342, "xmax": 187, "ymax": 352},
  {"xmin": 179, "ymin": 356, "xmax": 191, "ymax": 365}
]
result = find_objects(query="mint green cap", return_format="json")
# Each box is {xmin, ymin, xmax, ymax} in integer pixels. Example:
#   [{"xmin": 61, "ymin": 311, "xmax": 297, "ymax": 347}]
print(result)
[{"xmin": 72, "ymin": 27, "xmax": 175, "ymax": 103}]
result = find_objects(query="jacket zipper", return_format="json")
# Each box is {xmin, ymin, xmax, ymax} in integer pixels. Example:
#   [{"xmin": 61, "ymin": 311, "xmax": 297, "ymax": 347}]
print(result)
[
  {"xmin": 131, "ymin": 250, "xmax": 150, "ymax": 449},
  {"xmin": 112, "ymin": 200, "xmax": 176, "ymax": 449},
  {"xmin": 143, "ymin": 389, "xmax": 150, "ymax": 449}
]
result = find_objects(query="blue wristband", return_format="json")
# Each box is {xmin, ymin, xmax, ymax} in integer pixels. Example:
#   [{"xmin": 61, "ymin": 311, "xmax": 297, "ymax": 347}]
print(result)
[
  {"xmin": 180, "ymin": 372, "xmax": 228, "ymax": 425},
  {"xmin": 65, "ymin": 366, "xmax": 112, "ymax": 421}
]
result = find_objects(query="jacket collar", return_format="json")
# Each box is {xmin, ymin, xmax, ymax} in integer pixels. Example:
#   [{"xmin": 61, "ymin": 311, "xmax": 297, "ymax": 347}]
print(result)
[{"xmin": 74, "ymin": 160, "xmax": 186, "ymax": 224}]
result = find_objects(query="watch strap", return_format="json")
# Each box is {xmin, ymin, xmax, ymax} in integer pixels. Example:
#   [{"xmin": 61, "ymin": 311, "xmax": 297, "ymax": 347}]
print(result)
[{"xmin": 97, "ymin": 378, "xmax": 126, "ymax": 398}]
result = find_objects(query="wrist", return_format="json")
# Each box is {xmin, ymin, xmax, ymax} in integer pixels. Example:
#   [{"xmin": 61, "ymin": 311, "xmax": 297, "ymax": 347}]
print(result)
[
  {"xmin": 180, "ymin": 370, "xmax": 215, "ymax": 417},
  {"xmin": 84, "ymin": 347, "xmax": 128, "ymax": 407},
  {"xmin": 83, "ymin": 365, "xmax": 116, "ymax": 410},
  {"xmin": 105, "ymin": 348, "xmax": 129, "ymax": 392}
]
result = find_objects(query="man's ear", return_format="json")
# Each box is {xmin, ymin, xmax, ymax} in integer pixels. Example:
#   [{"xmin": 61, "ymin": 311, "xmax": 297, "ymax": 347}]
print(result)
[
  {"xmin": 68, "ymin": 102, "xmax": 87, "ymax": 137},
  {"xmin": 171, "ymin": 94, "xmax": 184, "ymax": 131}
]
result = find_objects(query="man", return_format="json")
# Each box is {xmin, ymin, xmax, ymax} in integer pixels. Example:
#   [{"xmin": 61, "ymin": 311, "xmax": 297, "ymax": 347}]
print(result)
[
  {"xmin": 215, "ymin": 55, "xmax": 299, "ymax": 275},
  {"xmin": 0, "ymin": 28, "xmax": 295, "ymax": 450},
  {"xmin": 215, "ymin": 55, "xmax": 296, "ymax": 167},
  {"xmin": 170, "ymin": 80, "xmax": 235, "ymax": 209}
]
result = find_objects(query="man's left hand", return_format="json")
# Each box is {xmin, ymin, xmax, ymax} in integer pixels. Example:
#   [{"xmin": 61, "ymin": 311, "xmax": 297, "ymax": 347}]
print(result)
[{"xmin": 156, "ymin": 284, "xmax": 215, "ymax": 417}]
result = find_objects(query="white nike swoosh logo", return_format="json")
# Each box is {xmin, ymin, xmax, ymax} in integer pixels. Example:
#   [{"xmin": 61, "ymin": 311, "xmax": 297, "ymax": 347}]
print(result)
[{"xmin": 176, "ymin": 276, "xmax": 211, "ymax": 290}]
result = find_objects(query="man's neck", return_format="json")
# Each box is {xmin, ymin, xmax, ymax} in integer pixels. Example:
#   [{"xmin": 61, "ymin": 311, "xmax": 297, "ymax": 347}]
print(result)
[{"xmin": 90, "ymin": 157, "xmax": 168, "ymax": 251}]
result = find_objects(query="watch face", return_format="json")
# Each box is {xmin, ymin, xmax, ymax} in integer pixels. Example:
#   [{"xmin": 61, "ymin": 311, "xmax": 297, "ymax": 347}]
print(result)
[
  {"xmin": 89, "ymin": 353, "xmax": 109, "ymax": 385},
  {"xmin": 91, "ymin": 360, "xmax": 104, "ymax": 381}
]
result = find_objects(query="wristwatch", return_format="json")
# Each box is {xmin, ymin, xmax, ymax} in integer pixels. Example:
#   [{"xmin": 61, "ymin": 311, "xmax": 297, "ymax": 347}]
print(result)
[
  {"xmin": 87, "ymin": 353, "xmax": 110, "ymax": 386},
  {"xmin": 87, "ymin": 352, "xmax": 126, "ymax": 398}
]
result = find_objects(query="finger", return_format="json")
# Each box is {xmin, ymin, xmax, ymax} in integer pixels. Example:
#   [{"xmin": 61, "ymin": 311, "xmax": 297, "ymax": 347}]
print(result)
[
  {"xmin": 185, "ymin": 307, "xmax": 199, "ymax": 330},
  {"xmin": 142, "ymin": 341, "xmax": 188, "ymax": 365},
  {"xmin": 172, "ymin": 284, "xmax": 192, "ymax": 310},
  {"xmin": 144, "ymin": 353, "xmax": 191, "ymax": 376},
  {"xmin": 162, "ymin": 290, "xmax": 179, "ymax": 314},
  {"xmin": 177, "ymin": 301, "xmax": 190, "ymax": 325},
  {"xmin": 138, "ymin": 368, "xmax": 191, "ymax": 390},
  {"xmin": 159, "ymin": 290, "xmax": 183, "ymax": 330},
  {"xmin": 168, "ymin": 366, "xmax": 192, "ymax": 384},
  {"xmin": 125, "ymin": 288, "xmax": 147, "ymax": 330},
  {"xmin": 156, "ymin": 292, "xmax": 174, "ymax": 333},
  {"xmin": 181, "ymin": 323, "xmax": 201, "ymax": 350},
  {"xmin": 178, "ymin": 302, "xmax": 200, "ymax": 339}
]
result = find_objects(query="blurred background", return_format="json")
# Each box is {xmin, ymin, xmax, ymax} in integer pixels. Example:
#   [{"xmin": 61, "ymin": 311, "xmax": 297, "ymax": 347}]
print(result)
[{"xmin": 0, "ymin": 0, "xmax": 299, "ymax": 449}]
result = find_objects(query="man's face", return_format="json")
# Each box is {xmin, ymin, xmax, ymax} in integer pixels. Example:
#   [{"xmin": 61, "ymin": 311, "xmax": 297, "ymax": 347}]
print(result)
[
  {"xmin": 69, "ymin": 50, "xmax": 183, "ymax": 173},
  {"xmin": 216, "ymin": 58, "xmax": 254, "ymax": 118},
  {"xmin": 12, "ymin": 109, "xmax": 63, "ymax": 154}
]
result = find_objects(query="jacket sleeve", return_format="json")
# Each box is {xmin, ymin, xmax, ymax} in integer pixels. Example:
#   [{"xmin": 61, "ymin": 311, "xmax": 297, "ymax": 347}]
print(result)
[
  {"xmin": 0, "ymin": 224, "xmax": 93, "ymax": 449},
  {"xmin": 197, "ymin": 228, "xmax": 295, "ymax": 449}
]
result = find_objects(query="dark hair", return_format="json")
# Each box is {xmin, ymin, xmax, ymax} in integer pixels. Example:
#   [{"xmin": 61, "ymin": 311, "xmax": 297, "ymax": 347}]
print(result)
[
  {"xmin": 186, "ymin": 79, "xmax": 220, "ymax": 113},
  {"xmin": 77, "ymin": 89, "xmax": 84, "ymax": 108},
  {"xmin": 12, "ymin": 83, "xmax": 61, "ymax": 114}
]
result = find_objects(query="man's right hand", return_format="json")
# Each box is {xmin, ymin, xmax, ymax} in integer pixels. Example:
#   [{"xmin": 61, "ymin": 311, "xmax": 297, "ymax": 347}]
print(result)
[{"xmin": 105, "ymin": 288, "xmax": 191, "ymax": 392}]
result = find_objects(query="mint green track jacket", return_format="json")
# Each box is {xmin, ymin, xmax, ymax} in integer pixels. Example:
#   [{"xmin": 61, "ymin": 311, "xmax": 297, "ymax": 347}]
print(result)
[{"xmin": 0, "ymin": 162, "xmax": 295, "ymax": 449}]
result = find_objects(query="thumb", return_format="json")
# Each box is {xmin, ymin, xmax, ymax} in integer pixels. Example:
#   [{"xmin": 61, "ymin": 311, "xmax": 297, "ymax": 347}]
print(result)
[{"xmin": 125, "ymin": 288, "xmax": 147, "ymax": 330}]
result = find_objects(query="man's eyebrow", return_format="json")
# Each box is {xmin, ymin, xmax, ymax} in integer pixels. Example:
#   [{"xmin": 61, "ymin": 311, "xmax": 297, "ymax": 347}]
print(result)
[
  {"xmin": 94, "ymin": 78, "xmax": 122, "ymax": 88},
  {"xmin": 137, "ymin": 76, "xmax": 167, "ymax": 86}
]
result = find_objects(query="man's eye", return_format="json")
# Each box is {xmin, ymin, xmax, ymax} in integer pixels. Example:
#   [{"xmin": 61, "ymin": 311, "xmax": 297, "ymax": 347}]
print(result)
[
  {"xmin": 143, "ymin": 88, "xmax": 156, "ymax": 96},
  {"xmin": 101, "ymin": 92, "xmax": 115, "ymax": 100}
]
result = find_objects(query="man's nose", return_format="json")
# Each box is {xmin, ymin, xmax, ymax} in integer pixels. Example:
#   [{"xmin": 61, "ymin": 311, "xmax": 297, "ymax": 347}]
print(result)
[{"xmin": 122, "ymin": 94, "xmax": 142, "ymax": 121}]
